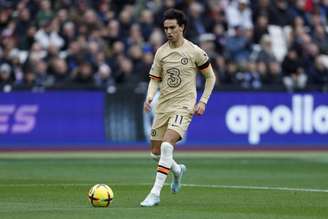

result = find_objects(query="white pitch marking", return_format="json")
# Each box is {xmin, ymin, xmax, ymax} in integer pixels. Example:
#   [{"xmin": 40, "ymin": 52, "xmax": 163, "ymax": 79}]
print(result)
[
  {"xmin": 182, "ymin": 184, "xmax": 328, "ymax": 193},
  {"xmin": 0, "ymin": 183, "xmax": 327, "ymax": 193}
]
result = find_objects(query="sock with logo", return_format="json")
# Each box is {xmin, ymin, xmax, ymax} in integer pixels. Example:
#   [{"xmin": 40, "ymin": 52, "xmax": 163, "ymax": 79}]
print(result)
[{"xmin": 150, "ymin": 152, "xmax": 181, "ymax": 176}]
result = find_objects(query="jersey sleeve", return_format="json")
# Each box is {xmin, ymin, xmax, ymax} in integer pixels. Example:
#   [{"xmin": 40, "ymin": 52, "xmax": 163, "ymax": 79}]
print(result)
[
  {"xmin": 149, "ymin": 50, "xmax": 162, "ymax": 80},
  {"xmin": 194, "ymin": 46, "xmax": 210, "ymax": 70}
]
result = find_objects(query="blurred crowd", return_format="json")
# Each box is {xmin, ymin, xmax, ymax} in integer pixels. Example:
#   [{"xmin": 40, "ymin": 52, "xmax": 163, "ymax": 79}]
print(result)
[{"xmin": 0, "ymin": 0, "xmax": 328, "ymax": 92}]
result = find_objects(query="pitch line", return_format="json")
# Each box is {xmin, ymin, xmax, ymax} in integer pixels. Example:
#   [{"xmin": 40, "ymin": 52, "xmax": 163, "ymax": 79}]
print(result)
[
  {"xmin": 0, "ymin": 183, "xmax": 327, "ymax": 193},
  {"xmin": 182, "ymin": 184, "xmax": 328, "ymax": 193}
]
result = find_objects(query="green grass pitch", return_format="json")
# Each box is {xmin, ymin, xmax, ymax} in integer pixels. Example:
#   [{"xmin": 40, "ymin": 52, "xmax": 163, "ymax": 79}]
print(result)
[{"xmin": 0, "ymin": 151, "xmax": 328, "ymax": 219}]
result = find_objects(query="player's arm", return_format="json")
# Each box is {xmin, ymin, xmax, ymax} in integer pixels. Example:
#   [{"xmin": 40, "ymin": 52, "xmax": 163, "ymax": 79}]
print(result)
[
  {"xmin": 195, "ymin": 62, "xmax": 216, "ymax": 115},
  {"xmin": 145, "ymin": 49, "xmax": 162, "ymax": 112},
  {"xmin": 144, "ymin": 75, "xmax": 161, "ymax": 112}
]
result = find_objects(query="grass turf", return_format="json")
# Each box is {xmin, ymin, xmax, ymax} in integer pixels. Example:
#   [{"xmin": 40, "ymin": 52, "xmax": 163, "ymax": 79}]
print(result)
[{"xmin": 0, "ymin": 151, "xmax": 327, "ymax": 219}]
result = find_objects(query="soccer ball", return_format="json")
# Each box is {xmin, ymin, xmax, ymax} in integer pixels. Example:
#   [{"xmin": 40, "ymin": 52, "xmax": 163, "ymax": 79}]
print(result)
[{"xmin": 88, "ymin": 184, "xmax": 114, "ymax": 207}]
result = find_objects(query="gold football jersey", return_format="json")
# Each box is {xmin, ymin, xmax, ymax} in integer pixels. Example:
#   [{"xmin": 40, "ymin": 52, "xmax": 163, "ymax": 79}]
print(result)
[{"xmin": 149, "ymin": 39, "xmax": 209, "ymax": 113}]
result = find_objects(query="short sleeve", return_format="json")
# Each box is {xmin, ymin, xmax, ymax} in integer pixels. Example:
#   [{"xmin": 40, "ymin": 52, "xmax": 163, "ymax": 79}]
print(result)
[
  {"xmin": 149, "ymin": 50, "xmax": 162, "ymax": 80},
  {"xmin": 194, "ymin": 46, "xmax": 209, "ymax": 68}
]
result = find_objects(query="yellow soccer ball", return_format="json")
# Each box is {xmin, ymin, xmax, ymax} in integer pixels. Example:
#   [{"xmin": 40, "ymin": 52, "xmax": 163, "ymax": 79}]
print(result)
[{"xmin": 88, "ymin": 184, "xmax": 114, "ymax": 207}]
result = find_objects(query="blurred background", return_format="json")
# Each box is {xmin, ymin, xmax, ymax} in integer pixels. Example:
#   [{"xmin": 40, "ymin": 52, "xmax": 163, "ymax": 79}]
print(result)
[{"xmin": 0, "ymin": 0, "xmax": 327, "ymax": 150}]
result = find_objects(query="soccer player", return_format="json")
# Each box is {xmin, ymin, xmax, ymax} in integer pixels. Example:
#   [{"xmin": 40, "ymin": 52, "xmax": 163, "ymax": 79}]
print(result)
[{"xmin": 140, "ymin": 9, "xmax": 216, "ymax": 207}]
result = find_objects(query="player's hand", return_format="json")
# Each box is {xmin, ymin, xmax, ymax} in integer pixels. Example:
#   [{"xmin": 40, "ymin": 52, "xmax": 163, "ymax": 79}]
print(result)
[
  {"xmin": 194, "ymin": 101, "xmax": 206, "ymax": 116},
  {"xmin": 144, "ymin": 98, "xmax": 152, "ymax": 112}
]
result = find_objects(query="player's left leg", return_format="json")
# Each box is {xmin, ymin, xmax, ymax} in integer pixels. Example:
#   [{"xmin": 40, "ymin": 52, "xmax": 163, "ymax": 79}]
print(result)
[
  {"xmin": 140, "ymin": 130, "xmax": 180, "ymax": 207},
  {"xmin": 167, "ymin": 112, "xmax": 192, "ymax": 193},
  {"xmin": 150, "ymin": 141, "xmax": 182, "ymax": 179}
]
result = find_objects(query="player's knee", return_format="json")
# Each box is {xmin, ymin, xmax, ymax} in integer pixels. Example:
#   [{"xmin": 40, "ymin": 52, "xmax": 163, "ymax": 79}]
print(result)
[{"xmin": 163, "ymin": 129, "xmax": 181, "ymax": 145}]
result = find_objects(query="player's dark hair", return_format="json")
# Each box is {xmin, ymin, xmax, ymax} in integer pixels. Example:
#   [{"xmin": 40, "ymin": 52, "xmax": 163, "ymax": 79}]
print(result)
[{"xmin": 162, "ymin": 9, "xmax": 188, "ymax": 33}]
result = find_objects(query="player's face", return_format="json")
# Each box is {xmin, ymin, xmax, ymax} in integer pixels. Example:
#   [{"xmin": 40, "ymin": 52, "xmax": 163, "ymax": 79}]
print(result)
[{"xmin": 163, "ymin": 19, "xmax": 184, "ymax": 43}]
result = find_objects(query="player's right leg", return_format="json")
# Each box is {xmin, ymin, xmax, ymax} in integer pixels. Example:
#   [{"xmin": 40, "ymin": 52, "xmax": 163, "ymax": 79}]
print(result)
[{"xmin": 171, "ymin": 163, "xmax": 186, "ymax": 193}]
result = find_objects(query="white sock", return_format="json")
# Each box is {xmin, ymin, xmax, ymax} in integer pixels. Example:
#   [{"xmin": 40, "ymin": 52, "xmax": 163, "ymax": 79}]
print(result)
[
  {"xmin": 150, "ymin": 142, "xmax": 174, "ymax": 196},
  {"xmin": 150, "ymin": 152, "xmax": 181, "ymax": 177},
  {"xmin": 171, "ymin": 160, "xmax": 181, "ymax": 177},
  {"xmin": 150, "ymin": 152, "xmax": 160, "ymax": 161}
]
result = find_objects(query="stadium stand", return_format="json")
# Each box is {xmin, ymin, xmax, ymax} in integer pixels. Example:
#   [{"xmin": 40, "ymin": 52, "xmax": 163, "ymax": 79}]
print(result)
[{"xmin": 0, "ymin": 0, "xmax": 327, "ymax": 92}]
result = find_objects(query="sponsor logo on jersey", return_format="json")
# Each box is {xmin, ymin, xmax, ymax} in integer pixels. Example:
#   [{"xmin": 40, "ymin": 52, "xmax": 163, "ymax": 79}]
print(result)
[{"xmin": 166, "ymin": 68, "xmax": 181, "ymax": 88}]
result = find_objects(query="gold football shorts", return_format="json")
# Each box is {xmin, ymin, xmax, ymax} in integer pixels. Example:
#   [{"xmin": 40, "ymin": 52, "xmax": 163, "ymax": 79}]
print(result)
[{"xmin": 150, "ymin": 110, "xmax": 193, "ymax": 141}]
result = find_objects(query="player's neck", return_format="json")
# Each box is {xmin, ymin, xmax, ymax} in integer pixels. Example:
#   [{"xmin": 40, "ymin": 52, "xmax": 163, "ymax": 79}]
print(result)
[{"xmin": 169, "ymin": 37, "xmax": 184, "ymax": 48}]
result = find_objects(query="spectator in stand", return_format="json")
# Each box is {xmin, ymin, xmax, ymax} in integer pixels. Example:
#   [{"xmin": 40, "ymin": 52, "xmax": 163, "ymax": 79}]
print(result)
[
  {"xmin": 139, "ymin": 51, "xmax": 153, "ymax": 83},
  {"xmin": 10, "ymin": 54, "xmax": 24, "ymax": 86},
  {"xmin": 14, "ymin": 8, "xmax": 32, "ymax": 49},
  {"xmin": 60, "ymin": 21, "xmax": 76, "ymax": 51},
  {"xmin": 34, "ymin": 19, "xmax": 64, "ymax": 50},
  {"xmin": 225, "ymin": 25, "xmax": 252, "ymax": 63},
  {"xmin": 96, "ymin": 1, "xmax": 114, "ymax": 24},
  {"xmin": 81, "ymin": 9, "xmax": 103, "ymax": 35},
  {"xmin": 254, "ymin": 35, "xmax": 282, "ymax": 85},
  {"xmin": 212, "ymin": 23, "xmax": 226, "ymax": 55},
  {"xmin": 319, "ymin": 0, "xmax": 328, "ymax": 20},
  {"xmin": 226, "ymin": 0, "xmax": 253, "ymax": 32},
  {"xmin": 199, "ymin": 33, "xmax": 219, "ymax": 61},
  {"xmin": 0, "ymin": 0, "xmax": 326, "ymax": 91},
  {"xmin": 302, "ymin": 41, "xmax": 320, "ymax": 77},
  {"xmin": 94, "ymin": 63, "xmax": 116, "ymax": 91},
  {"xmin": 213, "ymin": 56, "xmax": 226, "ymax": 86},
  {"xmin": 118, "ymin": 5, "xmax": 134, "ymax": 40},
  {"xmin": 128, "ymin": 44, "xmax": 144, "ymax": 77},
  {"xmin": 48, "ymin": 57, "xmax": 70, "ymax": 87},
  {"xmin": 153, "ymin": 0, "xmax": 176, "ymax": 27},
  {"xmin": 18, "ymin": 25, "xmax": 37, "ymax": 51},
  {"xmin": 65, "ymin": 41, "xmax": 82, "ymax": 73},
  {"xmin": 148, "ymin": 28, "xmax": 165, "ymax": 51},
  {"xmin": 104, "ymin": 19, "xmax": 121, "ymax": 46},
  {"xmin": 32, "ymin": 59, "xmax": 52, "ymax": 88},
  {"xmin": 198, "ymin": 33, "xmax": 220, "ymax": 89},
  {"xmin": 71, "ymin": 61, "xmax": 95, "ymax": 88},
  {"xmin": 28, "ymin": 42, "xmax": 47, "ymax": 62},
  {"xmin": 309, "ymin": 55, "xmax": 328, "ymax": 88},
  {"xmin": 114, "ymin": 56, "xmax": 134, "ymax": 86},
  {"xmin": 235, "ymin": 60, "xmax": 262, "ymax": 89},
  {"xmin": 21, "ymin": 68, "xmax": 36, "ymax": 89},
  {"xmin": 107, "ymin": 41, "xmax": 125, "ymax": 74},
  {"xmin": 125, "ymin": 23, "xmax": 144, "ymax": 48},
  {"xmin": 186, "ymin": 1, "xmax": 207, "ymax": 43},
  {"xmin": 290, "ymin": 0, "xmax": 312, "ymax": 27},
  {"xmin": 312, "ymin": 23, "xmax": 328, "ymax": 54},
  {"xmin": 35, "ymin": 0, "xmax": 54, "ymax": 28},
  {"xmin": 269, "ymin": 0, "xmax": 294, "ymax": 27},
  {"xmin": 255, "ymin": 35, "xmax": 277, "ymax": 65},
  {"xmin": 218, "ymin": 58, "xmax": 239, "ymax": 86},
  {"xmin": 287, "ymin": 16, "xmax": 309, "ymax": 53},
  {"xmin": 253, "ymin": 14, "xmax": 269, "ymax": 44},
  {"xmin": 0, "ymin": 63, "xmax": 13, "ymax": 92},
  {"xmin": 139, "ymin": 9, "xmax": 155, "ymax": 41},
  {"xmin": 282, "ymin": 48, "xmax": 307, "ymax": 91},
  {"xmin": 251, "ymin": 0, "xmax": 273, "ymax": 24}
]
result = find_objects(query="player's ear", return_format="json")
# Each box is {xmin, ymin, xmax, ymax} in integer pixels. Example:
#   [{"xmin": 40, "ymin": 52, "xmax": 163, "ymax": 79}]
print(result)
[{"xmin": 179, "ymin": 24, "xmax": 185, "ymax": 33}]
